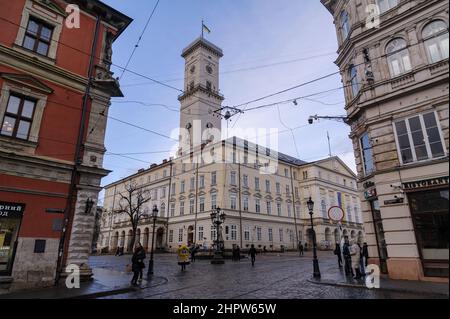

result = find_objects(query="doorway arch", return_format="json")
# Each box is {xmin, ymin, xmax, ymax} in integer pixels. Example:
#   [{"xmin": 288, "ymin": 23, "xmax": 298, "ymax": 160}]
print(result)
[
  {"xmin": 187, "ymin": 225, "xmax": 194, "ymax": 245},
  {"xmin": 156, "ymin": 227, "xmax": 165, "ymax": 249}
]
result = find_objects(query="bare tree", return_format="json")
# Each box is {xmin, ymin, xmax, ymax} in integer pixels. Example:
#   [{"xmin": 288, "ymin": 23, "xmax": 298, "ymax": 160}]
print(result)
[{"xmin": 115, "ymin": 181, "xmax": 152, "ymax": 252}]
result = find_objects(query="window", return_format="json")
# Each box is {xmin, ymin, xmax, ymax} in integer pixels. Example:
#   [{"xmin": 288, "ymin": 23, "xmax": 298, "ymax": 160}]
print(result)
[
  {"xmin": 279, "ymin": 229, "xmax": 284, "ymax": 242},
  {"xmin": 296, "ymin": 206, "xmax": 301, "ymax": 218},
  {"xmin": 163, "ymin": 170, "xmax": 167, "ymax": 177},
  {"xmin": 244, "ymin": 226, "xmax": 250, "ymax": 241},
  {"xmin": 287, "ymin": 204, "xmax": 292, "ymax": 217},
  {"xmin": 23, "ymin": 18, "xmax": 53, "ymax": 56},
  {"xmin": 321, "ymin": 199, "xmax": 327, "ymax": 218},
  {"xmin": 286, "ymin": 185, "xmax": 290, "ymax": 195},
  {"xmin": 182, "ymin": 164, "xmax": 186, "ymax": 172},
  {"xmin": 170, "ymin": 203, "xmax": 175, "ymax": 217},
  {"xmin": 171, "ymin": 183, "xmax": 176, "ymax": 194},
  {"xmin": 231, "ymin": 225, "xmax": 237, "ymax": 241},
  {"xmin": 394, "ymin": 112, "xmax": 446, "ymax": 164},
  {"xmin": 180, "ymin": 181, "xmax": 185, "ymax": 193},
  {"xmin": 422, "ymin": 20, "xmax": 449, "ymax": 64},
  {"xmin": 169, "ymin": 230, "xmax": 174, "ymax": 243},
  {"xmin": 199, "ymin": 175, "xmax": 205, "ymax": 188},
  {"xmin": 257, "ymin": 227, "xmax": 262, "ymax": 241},
  {"xmin": 161, "ymin": 187, "xmax": 166, "ymax": 198},
  {"xmin": 276, "ymin": 182, "xmax": 281, "ymax": 194},
  {"xmin": 255, "ymin": 199, "xmax": 261, "ymax": 213},
  {"xmin": 190, "ymin": 199, "xmax": 195, "ymax": 214},
  {"xmin": 1, "ymin": 95, "xmax": 36, "ymax": 140},
  {"xmin": 180, "ymin": 201, "xmax": 185, "ymax": 216},
  {"xmin": 230, "ymin": 171, "xmax": 237, "ymax": 185},
  {"xmin": 354, "ymin": 206, "xmax": 360, "ymax": 223},
  {"xmin": 349, "ymin": 65, "xmax": 359, "ymax": 97},
  {"xmin": 230, "ymin": 194, "xmax": 237, "ymax": 210},
  {"xmin": 190, "ymin": 177, "xmax": 195, "ymax": 191},
  {"xmin": 178, "ymin": 229, "xmax": 183, "ymax": 242},
  {"xmin": 243, "ymin": 175, "xmax": 248, "ymax": 188},
  {"xmin": 268, "ymin": 228, "xmax": 273, "ymax": 242},
  {"xmin": 198, "ymin": 226, "xmax": 204, "ymax": 241},
  {"xmin": 295, "ymin": 187, "xmax": 299, "ymax": 198},
  {"xmin": 303, "ymin": 171, "xmax": 308, "ymax": 180},
  {"xmin": 199, "ymin": 197, "xmax": 205, "ymax": 212},
  {"xmin": 360, "ymin": 132, "xmax": 375, "ymax": 175},
  {"xmin": 386, "ymin": 38, "xmax": 412, "ymax": 77},
  {"xmin": 211, "ymin": 171, "xmax": 217, "ymax": 185},
  {"xmin": 161, "ymin": 203, "xmax": 166, "ymax": 216},
  {"xmin": 34, "ymin": 239, "xmax": 46, "ymax": 253},
  {"xmin": 347, "ymin": 205, "xmax": 352, "ymax": 222},
  {"xmin": 284, "ymin": 168, "xmax": 289, "ymax": 177},
  {"xmin": 293, "ymin": 171, "xmax": 297, "ymax": 180},
  {"xmin": 265, "ymin": 180, "xmax": 271, "ymax": 193},
  {"xmin": 211, "ymin": 194, "xmax": 217, "ymax": 210},
  {"xmin": 277, "ymin": 202, "xmax": 282, "ymax": 216},
  {"xmin": 340, "ymin": 11, "xmax": 350, "ymax": 40},
  {"xmin": 266, "ymin": 201, "xmax": 272, "ymax": 215},
  {"xmin": 243, "ymin": 196, "xmax": 249, "ymax": 211},
  {"xmin": 255, "ymin": 177, "xmax": 260, "ymax": 191},
  {"xmin": 377, "ymin": 0, "xmax": 398, "ymax": 13}
]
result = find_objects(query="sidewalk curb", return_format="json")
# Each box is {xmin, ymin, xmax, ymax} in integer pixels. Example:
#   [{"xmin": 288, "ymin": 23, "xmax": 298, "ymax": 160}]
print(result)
[
  {"xmin": 307, "ymin": 278, "xmax": 449, "ymax": 297},
  {"xmin": 68, "ymin": 276, "xmax": 169, "ymax": 299}
]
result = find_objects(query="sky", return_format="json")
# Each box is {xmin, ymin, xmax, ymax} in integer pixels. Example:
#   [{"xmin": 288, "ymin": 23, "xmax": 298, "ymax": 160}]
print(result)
[{"xmin": 99, "ymin": 0, "xmax": 356, "ymax": 196}]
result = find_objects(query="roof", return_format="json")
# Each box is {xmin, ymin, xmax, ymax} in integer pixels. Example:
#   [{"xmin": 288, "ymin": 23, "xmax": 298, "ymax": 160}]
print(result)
[
  {"xmin": 224, "ymin": 137, "xmax": 308, "ymax": 166},
  {"xmin": 181, "ymin": 37, "xmax": 224, "ymax": 58}
]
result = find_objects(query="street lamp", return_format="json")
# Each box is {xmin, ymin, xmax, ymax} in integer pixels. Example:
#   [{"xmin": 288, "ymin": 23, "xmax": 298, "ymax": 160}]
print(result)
[
  {"xmin": 210, "ymin": 206, "xmax": 226, "ymax": 264},
  {"xmin": 147, "ymin": 205, "xmax": 158, "ymax": 278},
  {"xmin": 307, "ymin": 197, "xmax": 321, "ymax": 278}
]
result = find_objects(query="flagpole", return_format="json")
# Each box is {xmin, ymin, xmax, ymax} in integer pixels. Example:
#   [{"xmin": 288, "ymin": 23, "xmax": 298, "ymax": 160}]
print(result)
[{"xmin": 201, "ymin": 20, "xmax": 204, "ymax": 38}]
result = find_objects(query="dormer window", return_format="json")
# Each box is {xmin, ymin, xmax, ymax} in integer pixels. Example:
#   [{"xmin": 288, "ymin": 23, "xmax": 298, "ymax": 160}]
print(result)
[{"xmin": 23, "ymin": 18, "xmax": 54, "ymax": 56}]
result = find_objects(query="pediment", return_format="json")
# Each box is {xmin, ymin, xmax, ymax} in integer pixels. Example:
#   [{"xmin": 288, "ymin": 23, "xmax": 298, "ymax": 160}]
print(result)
[
  {"xmin": 179, "ymin": 195, "xmax": 186, "ymax": 201},
  {"xmin": 275, "ymin": 196, "xmax": 283, "ymax": 202},
  {"xmin": 209, "ymin": 188, "xmax": 218, "ymax": 194},
  {"xmin": 198, "ymin": 190, "xmax": 206, "ymax": 196},
  {"xmin": 253, "ymin": 193, "xmax": 262, "ymax": 199},
  {"xmin": 242, "ymin": 190, "xmax": 251, "ymax": 196},
  {"xmin": 33, "ymin": 0, "xmax": 68, "ymax": 17},
  {"xmin": 188, "ymin": 193, "xmax": 196, "ymax": 199},
  {"xmin": 228, "ymin": 187, "xmax": 239, "ymax": 193},
  {"xmin": 0, "ymin": 73, "xmax": 53, "ymax": 94},
  {"xmin": 265, "ymin": 194, "xmax": 273, "ymax": 200}
]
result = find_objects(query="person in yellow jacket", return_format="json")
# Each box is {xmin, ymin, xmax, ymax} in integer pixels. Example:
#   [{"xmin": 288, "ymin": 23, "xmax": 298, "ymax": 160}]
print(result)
[{"xmin": 177, "ymin": 243, "xmax": 191, "ymax": 271}]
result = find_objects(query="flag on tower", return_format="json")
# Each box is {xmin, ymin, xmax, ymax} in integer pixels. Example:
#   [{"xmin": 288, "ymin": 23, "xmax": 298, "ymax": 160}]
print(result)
[{"xmin": 202, "ymin": 22, "xmax": 211, "ymax": 36}]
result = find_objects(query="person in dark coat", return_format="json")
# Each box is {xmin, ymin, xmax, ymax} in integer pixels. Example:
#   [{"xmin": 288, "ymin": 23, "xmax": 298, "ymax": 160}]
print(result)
[
  {"xmin": 248, "ymin": 244, "xmax": 257, "ymax": 267},
  {"xmin": 304, "ymin": 242, "xmax": 308, "ymax": 252},
  {"xmin": 131, "ymin": 245, "xmax": 146, "ymax": 286},
  {"xmin": 236, "ymin": 245, "xmax": 241, "ymax": 261},
  {"xmin": 299, "ymin": 242, "xmax": 304, "ymax": 256},
  {"xmin": 334, "ymin": 243, "xmax": 343, "ymax": 268},
  {"xmin": 362, "ymin": 242, "xmax": 369, "ymax": 267},
  {"xmin": 190, "ymin": 245, "xmax": 197, "ymax": 263},
  {"xmin": 342, "ymin": 236, "xmax": 353, "ymax": 276}
]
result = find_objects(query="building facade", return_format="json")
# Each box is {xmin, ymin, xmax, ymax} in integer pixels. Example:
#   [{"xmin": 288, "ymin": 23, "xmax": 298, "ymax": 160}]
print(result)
[
  {"xmin": 98, "ymin": 37, "xmax": 364, "ymax": 255},
  {"xmin": 321, "ymin": 0, "xmax": 448, "ymax": 281},
  {"xmin": 0, "ymin": 0, "xmax": 131, "ymax": 292}
]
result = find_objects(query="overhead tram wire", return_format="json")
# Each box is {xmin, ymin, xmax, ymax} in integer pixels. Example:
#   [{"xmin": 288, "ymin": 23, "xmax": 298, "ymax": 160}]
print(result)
[{"xmin": 119, "ymin": 0, "xmax": 160, "ymax": 80}]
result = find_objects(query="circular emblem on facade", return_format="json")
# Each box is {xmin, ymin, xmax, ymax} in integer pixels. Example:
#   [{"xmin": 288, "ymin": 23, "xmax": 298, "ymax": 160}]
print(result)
[
  {"xmin": 328, "ymin": 206, "xmax": 345, "ymax": 222},
  {"xmin": 206, "ymin": 65, "xmax": 213, "ymax": 74}
]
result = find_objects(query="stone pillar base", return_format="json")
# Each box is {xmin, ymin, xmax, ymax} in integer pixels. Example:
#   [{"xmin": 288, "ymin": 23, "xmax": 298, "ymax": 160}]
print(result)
[{"xmin": 386, "ymin": 258, "xmax": 423, "ymax": 281}]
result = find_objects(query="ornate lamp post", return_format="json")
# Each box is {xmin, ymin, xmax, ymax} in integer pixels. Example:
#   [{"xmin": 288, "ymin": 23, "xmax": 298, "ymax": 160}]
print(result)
[
  {"xmin": 210, "ymin": 206, "xmax": 226, "ymax": 264},
  {"xmin": 147, "ymin": 205, "xmax": 158, "ymax": 278},
  {"xmin": 307, "ymin": 197, "xmax": 321, "ymax": 278}
]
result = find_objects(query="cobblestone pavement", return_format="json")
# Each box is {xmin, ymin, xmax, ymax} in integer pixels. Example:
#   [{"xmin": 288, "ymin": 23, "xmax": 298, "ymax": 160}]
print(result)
[{"xmin": 88, "ymin": 252, "xmax": 441, "ymax": 299}]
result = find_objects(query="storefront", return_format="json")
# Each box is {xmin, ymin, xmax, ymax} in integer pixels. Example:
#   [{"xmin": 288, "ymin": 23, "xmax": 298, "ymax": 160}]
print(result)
[
  {"xmin": 404, "ymin": 177, "xmax": 449, "ymax": 278},
  {"xmin": 0, "ymin": 202, "xmax": 25, "ymax": 276}
]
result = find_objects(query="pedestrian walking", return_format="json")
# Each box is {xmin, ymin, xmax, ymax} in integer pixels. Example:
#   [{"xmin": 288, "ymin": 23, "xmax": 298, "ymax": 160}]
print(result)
[
  {"xmin": 236, "ymin": 245, "xmax": 241, "ymax": 261},
  {"xmin": 358, "ymin": 242, "xmax": 366, "ymax": 276},
  {"xmin": 299, "ymin": 243, "xmax": 304, "ymax": 256},
  {"xmin": 130, "ymin": 244, "xmax": 145, "ymax": 286},
  {"xmin": 178, "ymin": 244, "xmax": 191, "ymax": 272},
  {"xmin": 304, "ymin": 242, "xmax": 308, "ymax": 252},
  {"xmin": 248, "ymin": 244, "xmax": 257, "ymax": 267},
  {"xmin": 334, "ymin": 243, "xmax": 342, "ymax": 268},
  {"xmin": 190, "ymin": 244, "xmax": 197, "ymax": 263},
  {"xmin": 350, "ymin": 239, "xmax": 362, "ymax": 279},
  {"xmin": 342, "ymin": 236, "xmax": 353, "ymax": 276},
  {"xmin": 362, "ymin": 242, "xmax": 369, "ymax": 267}
]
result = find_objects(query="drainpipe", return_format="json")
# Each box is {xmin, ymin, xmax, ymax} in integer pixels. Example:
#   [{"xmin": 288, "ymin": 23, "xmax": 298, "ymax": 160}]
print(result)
[
  {"xmin": 165, "ymin": 161, "xmax": 173, "ymax": 250},
  {"xmin": 55, "ymin": 15, "xmax": 102, "ymax": 285}
]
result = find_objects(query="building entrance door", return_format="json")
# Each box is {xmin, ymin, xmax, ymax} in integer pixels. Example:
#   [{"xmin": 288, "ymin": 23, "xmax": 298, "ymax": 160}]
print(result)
[{"xmin": 408, "ymin": 188, "xmax": 449, "ymax": 278}]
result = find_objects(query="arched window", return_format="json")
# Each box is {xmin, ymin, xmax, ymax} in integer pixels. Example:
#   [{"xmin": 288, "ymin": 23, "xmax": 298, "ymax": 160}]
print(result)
[
  {"xmin": 349, "ymin": 65, "xmax": 359, "ymax": 97},
  {"xmin": 422, "ymin": 20, "xmax": 449, "ymax": 64},
  {"xmin": 386, "ymin": 38, "xmax": 412, "ymax": 76},
  {"xmin": 340, "ymin": 11, "xmax": 350, "ymax": 40},
  {"xmin": 377, "ymin": 0, "xmax": 398, "ymax": 14}
]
